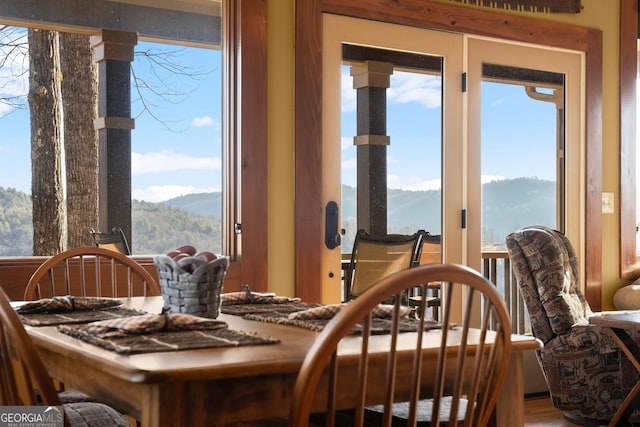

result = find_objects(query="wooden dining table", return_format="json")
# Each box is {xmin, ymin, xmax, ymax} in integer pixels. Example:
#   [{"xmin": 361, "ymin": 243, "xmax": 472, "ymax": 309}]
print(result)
[
  {"xmin": 589, "ymin": 312, "xmax": 640, "ymax": 426},
  {"xmin": 21, "ymin": 296, "xmax": 541, "ymax": 427}
]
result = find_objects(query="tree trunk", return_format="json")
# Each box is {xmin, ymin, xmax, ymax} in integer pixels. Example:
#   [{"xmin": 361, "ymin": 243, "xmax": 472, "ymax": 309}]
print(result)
[
  {"xmin": 59, "ymin": 32, "xmax": 99, "ymax": 248},
  {"xmin": 28, "ymin": 29, "xmax": 64, "ymax": 256}
]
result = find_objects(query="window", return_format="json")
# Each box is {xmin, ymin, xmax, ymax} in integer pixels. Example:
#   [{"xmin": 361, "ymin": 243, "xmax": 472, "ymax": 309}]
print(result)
[{"xmin": 0, "ymin": 0, "xmax": 268, "ymax": 290}]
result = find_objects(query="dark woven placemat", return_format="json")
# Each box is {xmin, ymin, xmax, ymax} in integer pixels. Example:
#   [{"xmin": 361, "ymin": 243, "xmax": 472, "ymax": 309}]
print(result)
[
  {"xmin": 19, "ymin": 307, "xmax": 148, "ymax": 326},
  {"xmin": 244, "ymin": 311, "xmax": 438, "ymax": 334},
  {"xmin": 221, "ymin": 301, "xmax": 321, "ymax": 316},
  {"xmin": 57, "ymin": 324, "xmax": 280, "ymax": 355},
  {"xmin": 221, "ymin": 301, "xmax": 440, "ymax": 334}
]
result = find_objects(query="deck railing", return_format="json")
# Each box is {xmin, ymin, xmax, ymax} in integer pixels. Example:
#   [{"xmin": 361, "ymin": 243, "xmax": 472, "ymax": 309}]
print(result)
[
  {"xmin": 481, "ymin": 251, "xmax": 530, "ymax": 335},
  {"xmin": 341, "ymin": 251, "xmax": 531, "ymax": 334}
]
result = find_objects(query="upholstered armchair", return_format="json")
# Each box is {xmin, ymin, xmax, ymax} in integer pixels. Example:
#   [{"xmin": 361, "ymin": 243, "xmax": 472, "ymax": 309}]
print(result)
[{"xmin": 505, "ymin": 225, "xmax": 640, "ymax": 423}]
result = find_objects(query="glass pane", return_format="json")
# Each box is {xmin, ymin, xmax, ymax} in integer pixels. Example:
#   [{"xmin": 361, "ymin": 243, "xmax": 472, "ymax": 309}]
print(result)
[
  {"xmin": 130, "ymin": 42, "xmax": 222, "ymax": 254},
  {"xmin": 341, "ymin": 51, "xmax": 443, "ymax": 256},
  {"xmin": 0, "ymin": 30, "xmax": 223, "ymax": 255},
  {"xmin": 480, "ymin": 66, "xmax": 562, "ymax": 252}
]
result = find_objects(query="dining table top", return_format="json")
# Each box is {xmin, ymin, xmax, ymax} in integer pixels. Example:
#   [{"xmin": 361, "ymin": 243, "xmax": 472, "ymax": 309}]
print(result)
[
  {"xmin": 589, "ymin": 311, "xmax": 640, "ymax": 331},
  {"xmin": 19, "ymin": 295, "xmax": 542, "ymax": 426}
]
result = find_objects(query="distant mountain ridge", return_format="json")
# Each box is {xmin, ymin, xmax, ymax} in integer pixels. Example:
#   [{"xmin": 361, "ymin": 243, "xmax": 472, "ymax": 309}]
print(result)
[{"xmin": 0, "ymin": 177, "xmax": 554, "ymax": 255}]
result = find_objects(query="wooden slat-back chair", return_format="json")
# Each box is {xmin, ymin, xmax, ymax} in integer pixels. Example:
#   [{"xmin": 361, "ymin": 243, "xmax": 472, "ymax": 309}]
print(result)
[
  {"xmin": 24, "ymin": 247, "xmax": 160, "ymax": 300},
  {"xmin": 0, "ymin": 287, "xmax": 130, "ymax": 426},
  {"xmin": 290, "ymin": 263, "xmax": 513, "ymax": 427}
]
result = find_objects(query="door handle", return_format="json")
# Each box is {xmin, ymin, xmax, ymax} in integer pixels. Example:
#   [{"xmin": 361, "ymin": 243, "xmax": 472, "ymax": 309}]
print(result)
[{"xmin": 325, "ymin": 201, "xmax": 341, "ymax": 249}]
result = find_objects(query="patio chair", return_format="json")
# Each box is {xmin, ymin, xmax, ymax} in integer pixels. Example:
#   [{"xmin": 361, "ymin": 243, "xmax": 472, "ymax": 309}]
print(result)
[
  {"xmin": 88, "ymin": 227, "xmax": 131, "ymax": 255},
  {"xmin": 0, "ymin": 287, "xmax": 131, "ymax": 426},
  {"xmin": 343, "ymin": 229, "xmax": 426, "ymax": 302},
  {"xmin": 505, "ymin": 225, "xmax": 640, "ymax": 423},
  {"xmin": 409, "ymin": 233, "xmax": 443, "ymax": 320},
  {"xmin": 24, "ymin": 247, "xmax": 160, "ymax": 300},
  {"xmin": 290, "ymin": 263, "xmax": 513, "ymax": 427}
]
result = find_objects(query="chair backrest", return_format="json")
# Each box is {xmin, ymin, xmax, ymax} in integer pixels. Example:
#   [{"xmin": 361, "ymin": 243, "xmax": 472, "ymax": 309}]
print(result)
[
  {"xmin": 505, "ymin": 225, "xmax": 592, "ymax": 344},
  {"xmin": 291, "ymin": 263, "xmax": 513, "ymax": 427},
  {"xmin": 418, "ymin": 233, "xmax": 442, "ymax": 265},
  {"xmin": 87, "ymin": 227, "xmax": 131, "ymax": 255},
  {"xmin": 24, "ymin": 247, "xmax": 161, "ymax": 300},
  {"xmin": 0, "ymin": 287, "xmax": 61, "ymax": 406},
  {"xmin": 344, "ymin": 229, "xmax": 426, "ymax": 301}
]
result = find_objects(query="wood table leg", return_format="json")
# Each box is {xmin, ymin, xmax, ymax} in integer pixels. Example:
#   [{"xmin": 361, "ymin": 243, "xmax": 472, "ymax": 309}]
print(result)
[{"xmin": 494, "ymin": 350, "xmax": 524, "ymax": 427}]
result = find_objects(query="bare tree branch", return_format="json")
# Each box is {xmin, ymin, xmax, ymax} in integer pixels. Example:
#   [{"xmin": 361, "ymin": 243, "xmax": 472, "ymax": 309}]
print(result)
[
  {"xmin": 0, "ymin": 26, "xmax": 29, "ymax": 117},
  {"xmin": 131, "ymin": 46, "xmax": 215, "ymax": 132}
]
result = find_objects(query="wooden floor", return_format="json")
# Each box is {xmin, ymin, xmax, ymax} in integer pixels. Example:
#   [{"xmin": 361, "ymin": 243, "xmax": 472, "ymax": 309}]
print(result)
[{"xmin": 524, "ymin": 395, "xmax": 585, "ymax": 426}]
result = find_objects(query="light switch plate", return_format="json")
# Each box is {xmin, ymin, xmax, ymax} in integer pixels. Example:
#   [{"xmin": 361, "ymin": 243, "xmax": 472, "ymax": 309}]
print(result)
[{"xmin": 602, "ymin": 192, "xmax": 614, "ymax": 214}]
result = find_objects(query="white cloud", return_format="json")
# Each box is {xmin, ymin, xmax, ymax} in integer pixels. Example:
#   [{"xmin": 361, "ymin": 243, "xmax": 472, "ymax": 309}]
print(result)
[
  {"xmin": 133, "ymin": 184, "xmax": 218, "ymax": 203},
  {"xmin": 388, "ymin": 175, "xmax": 441, "ymax": 191},
  {"xmin": 341, "ymin": 136, "xmax": 353, "ymax": 151},
  {"xmin": 132, "ymin": 150, "xmax": 220, "ymax": 175},
  {"xmin": 341, "ymin": 68, "xmax": 442, "ymax": 113},
  {"xmin": 341, "ymin": 72, "xmax": 357, "ymax": 112},
  {"xmin": 388, "ymin": 72, "xmax": 441, "ymax": 109},
  {"xmin": 192, "ymin": 116, "xmax": 220, "ymax": 128},
  {"xmin": 342, "ymin": 158, "xmax": 357, "ymax": 170}
]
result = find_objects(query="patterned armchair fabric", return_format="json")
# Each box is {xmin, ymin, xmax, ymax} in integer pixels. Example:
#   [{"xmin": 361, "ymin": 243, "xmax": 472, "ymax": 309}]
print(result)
[{"xmin": 505, "ymin": 225, "xmax": 640, "ymax": 422}]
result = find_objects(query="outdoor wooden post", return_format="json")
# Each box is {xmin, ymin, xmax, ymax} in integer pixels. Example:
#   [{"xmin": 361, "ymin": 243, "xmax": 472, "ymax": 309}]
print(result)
[
  {"xmin": 90, "ymin": 30, "xmax": 137, "ymax": 247},
  {"xmin": 351, "ymin": 61, "xmax": 393, "ymax": 236}
]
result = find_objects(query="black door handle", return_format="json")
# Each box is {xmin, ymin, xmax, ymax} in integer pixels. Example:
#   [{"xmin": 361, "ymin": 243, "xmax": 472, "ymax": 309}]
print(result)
[{"xmin": 325, "ymin": 201, "xmax": 341, "ymax": 249}]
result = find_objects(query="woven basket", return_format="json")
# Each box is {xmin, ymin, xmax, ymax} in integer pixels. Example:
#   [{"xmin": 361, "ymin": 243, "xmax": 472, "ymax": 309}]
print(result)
[{"xmin": 153, "ymin": 255, "xmax": 230, "ymax": 318}]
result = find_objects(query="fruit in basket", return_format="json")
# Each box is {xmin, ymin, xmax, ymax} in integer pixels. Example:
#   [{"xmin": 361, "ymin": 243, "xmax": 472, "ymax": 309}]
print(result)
[
  {"xmin": 167, "ymin": 250, "xmax": 182, "ymax": 259},
  {"xmin": 195, "ymin": 251, "xmax": 217, "ymax": 262},
  {"xmin": 175, "ymin": 245, "xmax": 197, "ymax": 256}
]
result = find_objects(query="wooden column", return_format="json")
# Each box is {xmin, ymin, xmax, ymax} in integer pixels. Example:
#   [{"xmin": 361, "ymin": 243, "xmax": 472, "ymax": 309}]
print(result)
[
  {"xmin": 351, "ymin": 60, "xmax": 392, "ymax": 235},
  {"xmin": 90, "ymin": 30, "xmax": 137, "ymax": 247}
]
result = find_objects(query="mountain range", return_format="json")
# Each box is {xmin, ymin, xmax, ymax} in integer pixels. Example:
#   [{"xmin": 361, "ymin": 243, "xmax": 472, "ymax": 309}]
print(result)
[{"xmin": 0, "ymin": 177, "xmax": 554, "ymax": 255}]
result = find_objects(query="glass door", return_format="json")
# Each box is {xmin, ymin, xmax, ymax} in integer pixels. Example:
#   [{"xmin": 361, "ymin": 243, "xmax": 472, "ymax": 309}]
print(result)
[
  {"xmin": 323, "ymin": 14, "xmax": 463, "ymax": 303},
  {"xmin": 321, "ymin": 16, "xmax": 584, "ymax": 304},
  {"xmin": 466, "ymin": 38, "xmax": 583, "ymax": 271}
]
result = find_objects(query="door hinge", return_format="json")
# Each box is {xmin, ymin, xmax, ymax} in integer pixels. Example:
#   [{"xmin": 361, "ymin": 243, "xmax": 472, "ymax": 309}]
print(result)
[
  {"xmin": 461, "ymin": 72, "xmax": 467, "ymax": 93},
  {"xmin": 461, "ymin": 209, "xmax": 467, "ymax": 229}
]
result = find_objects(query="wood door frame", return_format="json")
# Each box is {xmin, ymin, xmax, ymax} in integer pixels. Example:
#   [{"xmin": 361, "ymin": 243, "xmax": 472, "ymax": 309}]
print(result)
[
  {"xmin": 295, "ymin": 0, "xmax": 603, "ymax": 308},
  {"xmin": 620, "ymin": 0, "xmax": 638, "ymax": 281}
]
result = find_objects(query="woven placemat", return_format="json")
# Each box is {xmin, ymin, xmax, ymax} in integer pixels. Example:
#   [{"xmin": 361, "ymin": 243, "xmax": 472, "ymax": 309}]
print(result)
[
  {"xmin": 57, "ymin": 324, "xmax": 280, "ymax": 355},
  {"xmin": 244, "ymin": 311, "xmax": 438, "ymax": 334},
  {"xmin": 20, "ymin": 307, "xmax": 148, "ymax": 326},
  {"xmin": 221, "ymin": 301, "xmax": 440, "ymax": 334},
  {"xmin": 221, "ymin": 301, "xmax": 321, "ymax": 316}
]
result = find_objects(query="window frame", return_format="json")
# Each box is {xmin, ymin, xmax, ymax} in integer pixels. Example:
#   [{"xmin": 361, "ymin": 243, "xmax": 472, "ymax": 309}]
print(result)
[{"xmin": 222, "ymin": 0, "xmax": 268, "ymax": 291}]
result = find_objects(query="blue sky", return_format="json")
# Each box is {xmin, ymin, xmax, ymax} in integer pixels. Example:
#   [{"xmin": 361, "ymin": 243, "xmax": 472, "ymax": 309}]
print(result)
[
  {"xmin": 340, "ymin": 67, "xmax": 557, "ymax": 192},
  {"xmin": 1, "ymin": 33, "xmax": 557, "ymax": 203},
  {"xmin": 0, "ymin": 37, "xmax": 223, "ymax": 203}
]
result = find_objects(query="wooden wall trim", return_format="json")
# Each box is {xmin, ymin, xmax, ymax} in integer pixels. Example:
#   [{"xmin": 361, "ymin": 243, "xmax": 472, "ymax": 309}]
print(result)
[
  {"xmin": 620, "ymin": 0, "xmax": 639, "ymax": 281},
  {"xmin": 0, "ymin": 256, "xmax": 157, "ymax": 301},
  {"xmin": 237, "ymin": 0, "xmax": 269, "ymax": 292},
  {"xmin": 295, "ymin": 0, "xmax": 324, "ymax": 302},
  {"xmin": 295, "ymin": 0, "xmax": 603, "ymax": 308}
]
